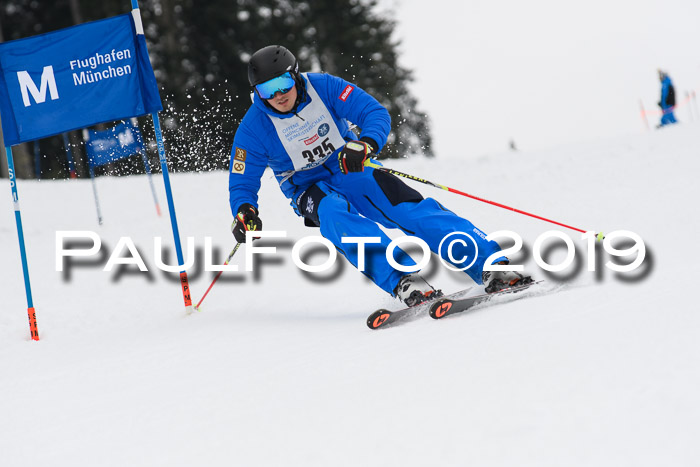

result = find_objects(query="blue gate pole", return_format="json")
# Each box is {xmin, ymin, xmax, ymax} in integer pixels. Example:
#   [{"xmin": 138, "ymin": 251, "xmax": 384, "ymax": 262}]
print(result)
[
  {"xmin": 132, "ymin": 118, "xmax": 161, "ymax": 217},
  {"xmin": 140, "ymin": 150, "xmax": 162, "ymax": 217},
  {"xmin": 131, "ymin": 0, "xmax": 193, "ymax": 313},
  {"xmin": 82, "ymin": 129, "xmax": 104, "ymax": 225},
  {"xmin": 62, "ymin": 133, "xmax": 78, "ymax": 179},
  {"xmin": 5, "ymin": 146, "xmax": 40, "ymax": 340},
  {"xmin": 88, "ymin": 164, "xmax": 104, "ymax": 225},
  {"xmin": 33, "ymin": 140, "xmax": 41, "ymax": 179},
  {"xmin": 131, "ymin": 0, "xmax": 194, "ymax": 313},
  {"xmin": 151, "ymin": 113, "xmax": 193, "ymax": 313}
]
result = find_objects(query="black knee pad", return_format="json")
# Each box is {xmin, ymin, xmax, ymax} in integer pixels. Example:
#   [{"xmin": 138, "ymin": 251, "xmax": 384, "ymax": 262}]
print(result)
[
  {"xmin": 297, "ymin": 184, "xmax": 327, "ymax": 227},
  {"xmin": 373, "ymin": 169, "xmax": 424, "ymax": 206}
]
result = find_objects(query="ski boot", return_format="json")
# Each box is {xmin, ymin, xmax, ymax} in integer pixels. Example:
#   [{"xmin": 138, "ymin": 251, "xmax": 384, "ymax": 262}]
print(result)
[
  {"xmin": 482, "ymin": 264, "xmax": 533, "ymax": 294},
  {"xmin": 394, "ymin": 273, "xmax": 442, "ymax": 307}
]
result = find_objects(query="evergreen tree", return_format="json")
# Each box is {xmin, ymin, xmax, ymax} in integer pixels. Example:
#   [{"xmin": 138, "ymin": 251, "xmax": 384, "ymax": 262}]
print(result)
[{"xmin": 0, "ymin": 0, "xmax": 432, "ymax": 178}]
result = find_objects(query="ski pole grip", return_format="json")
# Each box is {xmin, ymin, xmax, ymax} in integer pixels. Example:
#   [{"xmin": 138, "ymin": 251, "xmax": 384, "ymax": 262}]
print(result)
[{"xmin": 364, "ymin": 158, "xmax": 381, "ymax": 169}]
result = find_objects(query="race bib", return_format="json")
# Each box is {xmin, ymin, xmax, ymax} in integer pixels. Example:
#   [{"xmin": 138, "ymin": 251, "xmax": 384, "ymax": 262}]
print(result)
[{"xmin": 267, "ymin": 74, "xmax": 347, "ymax": 171}]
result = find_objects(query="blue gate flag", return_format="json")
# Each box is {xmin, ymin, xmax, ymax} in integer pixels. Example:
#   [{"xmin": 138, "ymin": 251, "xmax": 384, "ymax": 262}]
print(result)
[
  {"xmin": 0, "ymin": 13, "xmax": 162, "ymax": 146},
  {"xmin": 85, "ymin": 120, "xmax": 145, "ymax": 168}
]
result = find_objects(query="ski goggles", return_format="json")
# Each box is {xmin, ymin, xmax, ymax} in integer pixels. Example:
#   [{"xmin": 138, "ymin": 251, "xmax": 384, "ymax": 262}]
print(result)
[{"xmin": 255, "ymin": 72, "xmax": 295, "ymax": 99}]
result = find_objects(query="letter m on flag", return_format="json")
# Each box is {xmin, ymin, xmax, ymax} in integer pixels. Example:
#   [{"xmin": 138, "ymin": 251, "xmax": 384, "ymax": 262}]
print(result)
[{"xmin": 17, "ymin": 66, "xmax": 59, "ymax": 107}]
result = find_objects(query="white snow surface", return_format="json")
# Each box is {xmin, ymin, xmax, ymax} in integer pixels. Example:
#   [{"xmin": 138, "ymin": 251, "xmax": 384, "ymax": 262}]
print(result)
[{"xmin": 2, "ymin": 124, "xmax": 699, "ymax": 466}]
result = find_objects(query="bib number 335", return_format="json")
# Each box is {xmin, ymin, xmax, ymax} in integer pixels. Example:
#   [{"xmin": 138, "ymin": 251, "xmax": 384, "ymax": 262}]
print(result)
[{"xmin": 302, "ymin": 137, "xmax": 335, "ymax": 163}]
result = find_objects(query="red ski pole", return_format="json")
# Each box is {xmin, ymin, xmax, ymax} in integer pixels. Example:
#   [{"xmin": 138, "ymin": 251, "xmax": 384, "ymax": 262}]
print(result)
[
  {"xmin": 194, "ymin": 242, "xmax": 241, "ymax": 311},
  {"xmin": 365, "ymin": 160, "xmax": 604, "ymax": 240}
]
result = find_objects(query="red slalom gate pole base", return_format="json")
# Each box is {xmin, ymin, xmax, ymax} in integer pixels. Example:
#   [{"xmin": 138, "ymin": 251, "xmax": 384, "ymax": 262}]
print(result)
[
  {"xmin": 180, "ymin": 271, "xmax": 194, "ymax": 314},
  {"xmin": 27, "ymin": 307, "xmax": 39, "ymax": 341}
]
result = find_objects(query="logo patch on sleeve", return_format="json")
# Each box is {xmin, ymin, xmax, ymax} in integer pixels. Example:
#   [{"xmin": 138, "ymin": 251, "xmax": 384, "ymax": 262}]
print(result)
[
  {"xmin": 231, "ymin": 161, "xmax": 246, "ymax": 174},
  {"xmin": 234, "ymin": 147, "xmax": 247, "ymax": 161},
  {"xmin": 339, "ymin": 85, "xmax": 354, "ymax": 102}
]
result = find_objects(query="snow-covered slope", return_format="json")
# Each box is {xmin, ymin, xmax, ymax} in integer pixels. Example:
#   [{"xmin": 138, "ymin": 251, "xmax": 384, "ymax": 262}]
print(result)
[{"xmin": 2, "ymin": 123, "xmax": 698, "ymax": 466}]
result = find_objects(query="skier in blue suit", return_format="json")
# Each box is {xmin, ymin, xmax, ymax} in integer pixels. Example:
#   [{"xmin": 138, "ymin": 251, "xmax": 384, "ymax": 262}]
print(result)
[
  {"xmin": 228, "ymin": 45, "xmax": 531, "ymax": 305},
  {"xmin": 658, "ymin": 70, "xmax": 677, "ymax": 127}
]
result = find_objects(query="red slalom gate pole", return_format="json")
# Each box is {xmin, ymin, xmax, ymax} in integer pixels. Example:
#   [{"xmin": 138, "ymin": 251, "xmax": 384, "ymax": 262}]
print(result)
[
  {"xmin": 639, "ymin": 99, "xmax": 649, "ymax": 131},
  {"xmin": 194, "ymin": 242, "xmax": 241, "ymax": 311},
  {"xmin": 365, "ymin": 160, "xmax": 604, "ymax": 240}
]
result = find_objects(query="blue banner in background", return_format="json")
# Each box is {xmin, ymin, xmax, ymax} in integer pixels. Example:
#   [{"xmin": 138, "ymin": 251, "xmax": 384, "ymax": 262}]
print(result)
[
  {"xmin": 0, "ymin": 13, "xmax": 162, "ymax": 146},
  {"xmin": 85, "ymin": 120, "xmax": 145, "ymax": 168}
]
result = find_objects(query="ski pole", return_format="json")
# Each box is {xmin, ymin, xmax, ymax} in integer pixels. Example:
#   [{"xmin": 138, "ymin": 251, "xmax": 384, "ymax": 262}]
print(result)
[
  {"xmin": 364, "ymin": 159, "xmax": 604, "ymax": 240},
  {"xmin": 194, "ymin": 242, "xmax": 241, "ymax": 311}
]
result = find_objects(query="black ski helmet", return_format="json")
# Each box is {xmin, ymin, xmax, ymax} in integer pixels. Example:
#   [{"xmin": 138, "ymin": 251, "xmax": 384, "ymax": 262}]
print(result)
[{"xmin": 248, "ymin": 45, "xmax": 299, "ymax": 86}]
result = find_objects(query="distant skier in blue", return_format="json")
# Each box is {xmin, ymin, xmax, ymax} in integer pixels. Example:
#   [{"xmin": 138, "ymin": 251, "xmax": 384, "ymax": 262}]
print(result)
[
  {"xmin": 657, "ymin": 69, "xmax": 677, "ymax": 127},
  {"xmin": 228, "ymin": 45, "xmax": 531, "ymax": 306}
]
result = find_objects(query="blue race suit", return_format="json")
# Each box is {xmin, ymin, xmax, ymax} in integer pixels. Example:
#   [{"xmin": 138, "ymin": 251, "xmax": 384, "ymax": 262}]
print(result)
[
  {"xmin": 228, "ymin": 72, "xmax": 505, "ymax": 294},
  {"xmin": 660, "ymin": 76, "xmax": 677, "ymax": 126}
]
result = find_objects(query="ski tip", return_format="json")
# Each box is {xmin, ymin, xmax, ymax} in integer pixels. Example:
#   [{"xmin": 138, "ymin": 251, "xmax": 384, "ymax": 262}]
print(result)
[
  {"xmin": 429, "ymin": 299, "xmax": 453, "ymax": 319},
  {"xmin": 367, "ymin": 309, "xmax": 392, "ymax": 330}
]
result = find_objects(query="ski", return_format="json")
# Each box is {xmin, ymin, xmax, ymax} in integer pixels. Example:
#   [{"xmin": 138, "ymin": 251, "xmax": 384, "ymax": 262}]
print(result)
[
  {"xmin": 428, "ymin": 280, "xmax": 544, "ymax": 320},
  {"xmin": 367, "ymin": 288, "xmax": 474, "ymax": 330}
]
